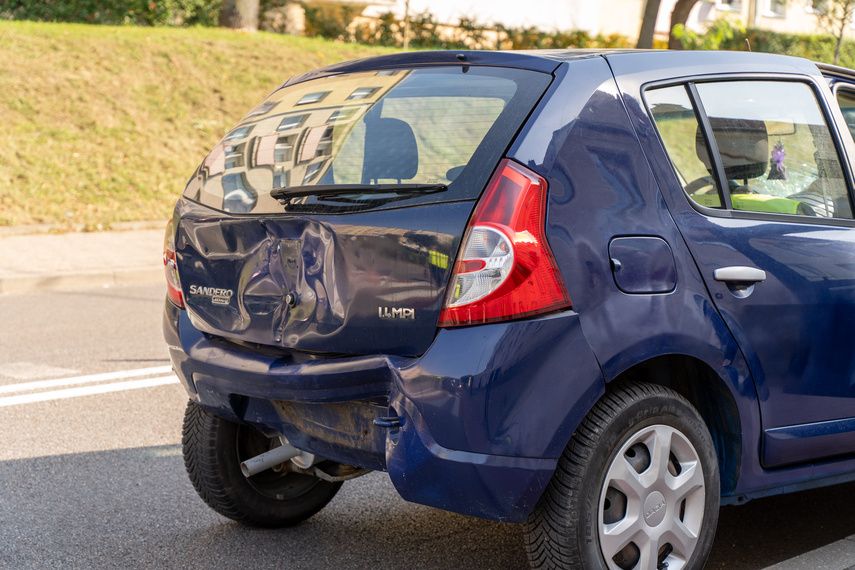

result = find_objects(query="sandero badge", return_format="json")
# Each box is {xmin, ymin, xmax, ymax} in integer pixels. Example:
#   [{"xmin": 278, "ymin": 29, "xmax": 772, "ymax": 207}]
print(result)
[
  {"xmin": 163, "ymin": 49, "xmax": 855, "ymax": 570},
  {"xmin": 187, "ymin": 284, "xmax": 233, "ymax": 305}
]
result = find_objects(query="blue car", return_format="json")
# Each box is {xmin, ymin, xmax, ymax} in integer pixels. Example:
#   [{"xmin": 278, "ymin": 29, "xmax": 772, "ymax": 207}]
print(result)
[{"xmin": 164, "ymin": 49, "xmax": 855, "ymax": 570}]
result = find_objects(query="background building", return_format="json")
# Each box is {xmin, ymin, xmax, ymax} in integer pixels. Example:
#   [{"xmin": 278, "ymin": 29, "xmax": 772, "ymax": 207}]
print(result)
[{"xmin": 357, "ymin": 0, "xmax": 839, "ymax": 42}]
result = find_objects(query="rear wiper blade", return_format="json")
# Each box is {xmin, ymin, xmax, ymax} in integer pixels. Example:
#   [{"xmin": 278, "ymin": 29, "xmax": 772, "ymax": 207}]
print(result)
[{"xmin": 271, "ymin": 183, "xmax": 447, "ymax": 200}]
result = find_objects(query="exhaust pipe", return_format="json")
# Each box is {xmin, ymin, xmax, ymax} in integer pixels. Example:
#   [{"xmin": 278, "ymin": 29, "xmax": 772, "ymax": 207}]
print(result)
[{"xmin": 240, "ymin": 443, "xmax": 300, "ymax": 477}]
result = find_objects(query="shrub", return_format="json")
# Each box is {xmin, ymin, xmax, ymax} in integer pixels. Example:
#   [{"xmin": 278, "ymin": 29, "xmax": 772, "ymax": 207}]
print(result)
[
  {"xmin": 672, "ymin": 15, "xmax": 855, "ymax": 68},
  {"xmin": 673, "ymin": 16, "xmax": 745, "ymax": 51},
  {"xmin": 0, "ymin": 0, "xmax": 221, "ymax": 26},
  {"xmin": 302, "ymin": 1, "xmax": 363, "ymax": 40}
]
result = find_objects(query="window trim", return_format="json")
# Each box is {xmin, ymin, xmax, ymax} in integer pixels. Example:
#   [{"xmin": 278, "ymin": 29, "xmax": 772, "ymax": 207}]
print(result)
[
  {"xmin": 762, "ymin": 0, "xmax": 787, "ymax": 18},
  {"xmin": 716, "ymin": 0, "xmax": 742, "ymax": 12},
  {"xmin": 642, "ymin": 74, "xmax": 855, "ymax": 227}
]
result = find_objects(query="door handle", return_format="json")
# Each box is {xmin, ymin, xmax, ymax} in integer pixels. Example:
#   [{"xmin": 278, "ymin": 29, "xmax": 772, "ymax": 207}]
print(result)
[{"xmin": 713, "ymin": 266, "xmax": 767, "ymax": 283}]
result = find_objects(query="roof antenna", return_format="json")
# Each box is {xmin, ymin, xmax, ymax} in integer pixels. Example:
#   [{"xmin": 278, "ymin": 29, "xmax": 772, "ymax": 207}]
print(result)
[{"xmin": 745, "ymin": 38, "xmax": 752, "ymax": 52}]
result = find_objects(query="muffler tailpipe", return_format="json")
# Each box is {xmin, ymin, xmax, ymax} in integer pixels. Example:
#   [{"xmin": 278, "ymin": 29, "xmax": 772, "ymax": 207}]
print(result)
[{"xmin": 240, "ymin": 443, "xmax": 300, "ymax": 477}]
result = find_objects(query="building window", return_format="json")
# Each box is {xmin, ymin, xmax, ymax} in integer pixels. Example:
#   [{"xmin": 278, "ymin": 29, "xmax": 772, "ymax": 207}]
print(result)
[
  {"xmin": 245, "ymin": 101, "xmax": 277, "ymax": 118},
  {"xmin": 765, "ymin": 0, "xmax": 786, "ymax": 17},
  {"xmin": 274, "ymin": 135, "xmax": 297, "ymax": 164},
  {"xmin": 806, "ymin": 0, "xmax": 827, "ymax": 14},
  {"xmin": 277, "ymin": 114, "xmax": 308, "ymax": 131},
  {"xmin": 347, "ymin": 87, "xmax": 380, "ymax": 100},
  {"xmin": 273, "ymin": 170, "xmax": 290, "ymax": 190},
  {"xmin": 223, "ymin": 142, "xmax": 246, "ymax": 170},
  {"xmin": 296, "ymin": 91, "xmax": 330, "ymax": 106},
  {"xmin": 302, "ymin": 161, "xmax": 324, "ymax": 184},
  {"xmin": 328, "ymin": 108, "xmax": 359, "ymax": 123},
  {"xmin": 222, "ymin": 126, "xmax": 252, "ymax": 142},
  {"xmin": 299, "ymin": 125, "xmax": 334, "ymax": 163},
  {"xmin": 717, "ymin": 0, "xmax": 742, "ymax": 11}
]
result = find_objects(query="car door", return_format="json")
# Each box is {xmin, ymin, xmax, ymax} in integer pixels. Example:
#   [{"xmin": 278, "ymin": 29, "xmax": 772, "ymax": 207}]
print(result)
[{"xmin": 643, "ymin": 77, "xmax": 855, "ymax": 469}]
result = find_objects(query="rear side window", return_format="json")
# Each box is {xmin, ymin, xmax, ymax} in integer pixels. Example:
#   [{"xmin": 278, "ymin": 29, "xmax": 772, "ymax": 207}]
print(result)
[
  {"xmin": 183, "ymin": 67, "xmax": 551, "ymax": 214},
  {"xmin": 648, "ymin": 81, "xmax": 853, "ymax": 220},
  {"xmin": 835, "ymin": 88, "xmax": 855, "ymax": 142}
]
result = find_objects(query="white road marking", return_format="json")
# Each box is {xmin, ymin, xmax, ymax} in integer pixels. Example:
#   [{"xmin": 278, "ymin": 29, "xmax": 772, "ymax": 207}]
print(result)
[
  {"xmin": 0, "ymin": 365, "xmax": 174, "ymax": 395},
  {"xmin": 0, "ymin": 375, "xmax": 180, "ymax": 407}
]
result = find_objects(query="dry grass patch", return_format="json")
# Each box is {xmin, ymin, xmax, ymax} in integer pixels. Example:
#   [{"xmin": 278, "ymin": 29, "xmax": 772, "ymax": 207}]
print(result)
[{"xmin": 0, "ymin": 21, "xmax": 396, "ymax": 228}]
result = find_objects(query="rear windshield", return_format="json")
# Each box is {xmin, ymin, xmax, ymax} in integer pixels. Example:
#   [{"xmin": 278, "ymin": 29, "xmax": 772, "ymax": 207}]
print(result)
[{"xmin": 182, "ymin": 66, "xmax": 551, "ymax": 214}]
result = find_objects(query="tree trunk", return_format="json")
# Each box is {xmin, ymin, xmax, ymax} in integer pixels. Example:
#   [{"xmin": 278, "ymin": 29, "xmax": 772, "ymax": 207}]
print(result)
[
  {"xmin": 637, "ymin": 0, "xmax": 662, "ymax": 49},
  {"xmin": 835, "ymin": 1, "xmax": 855, "ymax": 65},
  {"xmin": 669, "ymin": 0, "xmax": 699, "ymax": 49},
  {"xmin": 220, "ymin": 0, "xmax": 259, "ymax": 32}
]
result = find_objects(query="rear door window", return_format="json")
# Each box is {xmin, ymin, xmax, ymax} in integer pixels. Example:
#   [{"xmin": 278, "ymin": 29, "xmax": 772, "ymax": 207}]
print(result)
[
  {"xmin": 835, "ymin": 87, "xmax": 855, "ymax": 142},
  {"xmin": 647, "ymin": 80, "xmax": 853, "ymax": 220}
]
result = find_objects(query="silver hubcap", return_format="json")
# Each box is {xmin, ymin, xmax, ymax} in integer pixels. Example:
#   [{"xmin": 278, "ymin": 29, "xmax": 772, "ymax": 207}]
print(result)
[{"xmin": 598, "ymin": 424, "xmax": 706, "ymax": 570}]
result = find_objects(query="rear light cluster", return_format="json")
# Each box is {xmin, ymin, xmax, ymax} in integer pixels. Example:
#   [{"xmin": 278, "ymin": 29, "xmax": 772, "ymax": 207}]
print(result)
[
  {"xmin": 439, "ymin": 159, "xmax": 571, "ymax": 327},
  {"xmin": 164, "ymin": 219, "xmax": 185, "ymax": 309}
]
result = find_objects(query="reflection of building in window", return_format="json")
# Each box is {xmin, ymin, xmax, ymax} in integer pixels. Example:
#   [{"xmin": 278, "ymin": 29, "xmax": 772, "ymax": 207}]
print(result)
[
  {"xmin": 297, "ymin": 91, "xmax": 331, "ymax": 105},
  {"xmin": 277, "ymin": 114, "xmax": 308, "ymax": 131},
  {"xmin": 223, "ymin": 126, "xmax": 252, "ymax": 142},
  {"xmin": 328, "ymin": 108, "xmax": 359, "ymax": 123},
  {"xmin": 222, "ymin": 173, "xmax": 257, "ymax": 213},
  {"xmin": 246, "ymin": 101, "xmax": 278, "ymax": 118},
  {"xmin": 275, "ymin": 135, "xmax": 297, "ymax": 163},
  {"xmin": 246, "ymin": 101, "xmax": 279, "ymax": 119},
  {"xmin": 224, "ymin": 142, "xmax": 246, "ymax": 170},
  {"xmin": 193, "ymin": 70, "xmax": 413, "ymax": 213},
  {"xmin": 348, "ymin": 87, "xmax": 380, "ymax": 100},
  {"xmin": 299, "ymin": 125, "xmax": 334, "ymax": 162},
  {"xmin": 204, "ymin": 144, "xmax": 226, "ymax": 176},
  {"xmin": 273, "ymin": 170, "xmax": 290, "ymax": 189},
  {"xmin": 302, "ymin": 161, "xmax": 324, "ymax": 184}
]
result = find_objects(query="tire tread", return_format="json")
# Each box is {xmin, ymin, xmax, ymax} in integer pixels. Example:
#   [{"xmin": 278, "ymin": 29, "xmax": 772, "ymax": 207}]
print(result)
[{"xmin": 524, "ymin": 382, "xmax": 716, "ymax": 569}]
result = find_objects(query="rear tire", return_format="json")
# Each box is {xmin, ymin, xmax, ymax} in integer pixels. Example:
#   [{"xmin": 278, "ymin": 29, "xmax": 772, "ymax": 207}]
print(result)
[
  {"xmin": 182, "ymin": 400, "xmax": 342, "ymax": 527},
  {"xmin": 524, "ymin": 382, "xmax": 719, "ymax": 570}
]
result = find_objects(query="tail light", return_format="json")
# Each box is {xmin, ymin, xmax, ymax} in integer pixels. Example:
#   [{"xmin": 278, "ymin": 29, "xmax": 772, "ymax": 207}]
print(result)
[
  {"xmin": 164, "ymin": 219, "xmax": 185, "ymax": 308},
  {"xmin": 439, "ymin": 159, "xmax": 571, "ymax": 327}
]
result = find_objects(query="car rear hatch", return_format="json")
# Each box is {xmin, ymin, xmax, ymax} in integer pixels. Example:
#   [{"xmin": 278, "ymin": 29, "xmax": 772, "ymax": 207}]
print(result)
[{"xmin": 173, "ymin": 58, "xmax": 554, "ymax": 357}]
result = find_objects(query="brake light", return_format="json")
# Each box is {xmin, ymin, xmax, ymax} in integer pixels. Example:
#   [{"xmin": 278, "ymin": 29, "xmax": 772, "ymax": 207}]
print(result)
[
  {"xmin": 438, "ymin": 159, "xmax": 571, "ymax": 327},
  {"xmin": 163, "ymin": 219, "xmax": 185, "ymax": 308}
]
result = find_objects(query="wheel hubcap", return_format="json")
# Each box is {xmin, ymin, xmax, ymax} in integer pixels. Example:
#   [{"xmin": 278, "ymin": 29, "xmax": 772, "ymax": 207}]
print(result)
[{"xmin": 598, "ymin": 424, "xmax": 706, "ymax": 570}]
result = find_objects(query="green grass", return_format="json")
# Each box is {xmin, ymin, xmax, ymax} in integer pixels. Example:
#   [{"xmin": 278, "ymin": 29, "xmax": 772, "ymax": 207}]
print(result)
[{"xmin": 0, "ymin": 21, "xmax": 398, "ymax": 228}]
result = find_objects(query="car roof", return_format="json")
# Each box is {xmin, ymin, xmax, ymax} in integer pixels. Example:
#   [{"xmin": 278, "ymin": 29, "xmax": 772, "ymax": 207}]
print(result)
[{"xmin": 282, "ymin": 49, "xmax": 824, "ymax": 89}]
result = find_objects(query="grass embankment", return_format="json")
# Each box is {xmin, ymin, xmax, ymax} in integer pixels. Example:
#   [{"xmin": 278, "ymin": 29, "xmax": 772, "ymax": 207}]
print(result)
[{"xmin": 0, "ymin": 21, "xmax": 397, "ymax": 229}]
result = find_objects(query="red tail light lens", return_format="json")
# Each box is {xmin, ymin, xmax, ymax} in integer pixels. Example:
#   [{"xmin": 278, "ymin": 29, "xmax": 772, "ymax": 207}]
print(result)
[
  {"xmin": 438, "ymin": 159, "xmax": 571, "ymax": 327},
  {"xmin": 164, "ymin": 219, "xmax": 185, "ymax": 309}
]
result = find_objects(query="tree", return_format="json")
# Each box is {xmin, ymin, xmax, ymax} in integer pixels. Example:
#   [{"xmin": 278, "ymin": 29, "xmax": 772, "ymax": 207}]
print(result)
[
  {"xmin": 814, "ymin": 0, "xmax": 855, "ymax": 65},
  {"xmin": 637, "ymin": 0, "xmax": 662, "ymax": 49},
  {"xmin": 220, "ymin": 0, "xmax": 260, "ymax": 32},
  {"xmin": 669, "ymin": 0, "xmax": 700, "ymax": 49}
]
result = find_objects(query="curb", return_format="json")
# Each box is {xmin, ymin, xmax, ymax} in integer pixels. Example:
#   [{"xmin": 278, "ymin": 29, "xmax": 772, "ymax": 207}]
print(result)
[
  {"xmin": 0, "ymin": 267, "xmax": 163, "ymax": 295},
  {"xmin": 0, "ymin": 221, "xmax": 165, "ymax": 238}
]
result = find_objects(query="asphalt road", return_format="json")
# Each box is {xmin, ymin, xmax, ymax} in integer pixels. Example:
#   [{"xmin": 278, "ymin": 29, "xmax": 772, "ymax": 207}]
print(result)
[{"xmin": 1, "ymin": 283, "xmax": 854, "ymax": 569}]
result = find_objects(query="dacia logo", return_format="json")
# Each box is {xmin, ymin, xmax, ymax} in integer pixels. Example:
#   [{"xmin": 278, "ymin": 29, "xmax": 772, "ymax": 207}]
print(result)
[
  {"xmin": 189, "ymin": 284, "xmax": 234, "ymax": 306},
  {"xmin": 645, "ymin": 500, "xmax": 666, "ymax": 520},
  {"xmin": 378, "ymin": 307, "xmax": 416, "ymax": 320}
]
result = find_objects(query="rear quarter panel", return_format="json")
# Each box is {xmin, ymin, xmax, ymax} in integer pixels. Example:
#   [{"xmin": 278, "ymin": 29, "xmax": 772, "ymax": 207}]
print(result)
[{"xmin": 509, "ymin": 56, "xmax": 760, "ymax": 493}]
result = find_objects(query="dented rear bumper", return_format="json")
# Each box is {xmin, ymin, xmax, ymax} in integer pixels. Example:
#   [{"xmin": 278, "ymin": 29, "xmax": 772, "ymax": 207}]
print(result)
[{"xmin": 164, "ymin": 299, "xmax": 604, "ymax": 522}]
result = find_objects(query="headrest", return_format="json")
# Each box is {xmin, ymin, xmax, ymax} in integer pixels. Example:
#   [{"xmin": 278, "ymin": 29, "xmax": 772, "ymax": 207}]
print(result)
[
  {"xmin": 697, "ymin": 118, "xmax": 768, "ymax": 180},
  {"xmin": 362, "ymin": 117, "xmax": 418, "ymax": 183}
]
